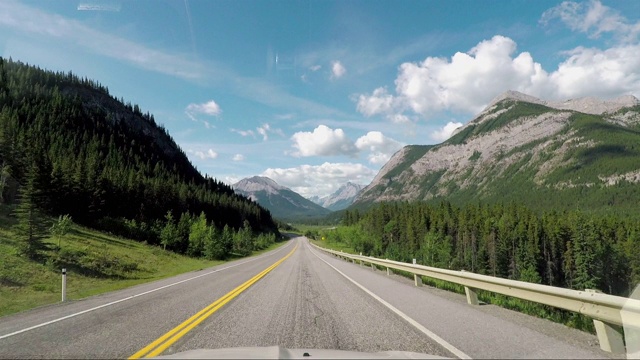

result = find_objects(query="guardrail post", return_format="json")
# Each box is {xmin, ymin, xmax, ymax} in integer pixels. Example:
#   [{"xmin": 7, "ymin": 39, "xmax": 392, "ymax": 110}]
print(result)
[
  {"xmin": 61, "ymin": 268, "xmax": 67, "ymax": 302},
  {"xmin": 386, "ymin": 259, "xmax": 390, "ymax": 276},
  {"xmin": 461, "ymin": 270, "xmax": 479, "ymax": 305},
  {"xmin": 360, "ymin": 252, "xmax": 363, "ymax": 266},
  {"xmin": 413, "ymin": 259, "xmax": 422, "ymax": 286},
  {"xmin": 371, "ymin": 262, "xmax": 375, "ymax": 271},
  {"xmin": 586, "ymin": 289, "xmax": 625, "ymax": 353}
]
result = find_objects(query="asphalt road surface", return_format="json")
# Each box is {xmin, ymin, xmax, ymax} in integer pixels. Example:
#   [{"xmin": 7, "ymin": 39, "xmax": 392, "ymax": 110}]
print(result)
[{"xmin": 0, "ymin": 237, "xmax": 616, "ymax": 359}]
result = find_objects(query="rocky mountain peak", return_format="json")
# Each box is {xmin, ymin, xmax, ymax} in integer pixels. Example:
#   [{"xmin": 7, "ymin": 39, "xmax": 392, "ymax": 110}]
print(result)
[
  {"xmin": 484, "ymin": 90, "xmax": 544, "ymax": 110},
  {"xmin": 483, "ymin": 90, "xmax": 639, "ymax": 116},
  {"xmin": 233, "ymin": 176, "xmax": 285, "ymax": 195}
]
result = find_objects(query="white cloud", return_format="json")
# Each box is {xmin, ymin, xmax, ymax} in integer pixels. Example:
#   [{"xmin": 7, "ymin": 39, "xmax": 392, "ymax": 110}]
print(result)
[
  {"xmin": 356, "ymin": 34, "xmax": 640, "ymax": 119},
  {"xmin": 232, "ymin": 154, "xmax": 245, "ymax": 161},
  {"xmin": 185, "ymin": 100, "xmax": 222, "ymax": 129},
  {"xmin": 256, "ymin": 123, "xmax": 285, "ymax": 141},
  {"xmin": 388, "ymin": 114, "xmax": 411, "ymax": 124},
  {"xmin": 331, "ymin": 61, "xmax": 346, "ymax": 79},
  {"xmin": 290, "ymin": 125, "xmax": 357, "ymax": 157},
  {"xmin": 549, "ymin": 44, "xmax": 640, "ymax": 99},
  {"xmin": 262, "ymin": 162, "xmax": 375, "ymax": 198},
  {"xmin": 356, "ymin": 87, "xmax": 395, "ymax": 116},
  {"xmin": 310, "ymin": 65, "xmax": 322, "ymax": 72},
  {"xmin": 192, "ymin": 149, "xmax": 218, "ymax": 160},
  {"xmin": 431, "ymin": 122, "xmax": 464, "ymax": 142},
  {"xmin": 231, "ymin": 128, "xmax": 256, "ymax": 138},
  {"xmin": 232, "ymin": 124, "xmax": 284, "ymax": 141},
  {"xmin": 540, "ymin": 0, "xmax": 640, "ymax": 43},
  {"xmin": 355, "ymin": 131, "xmax": 404, "ymax": 165},
  {"xmin": 185, "ymin": 100, "xmax": 222, "ymax": 120}
]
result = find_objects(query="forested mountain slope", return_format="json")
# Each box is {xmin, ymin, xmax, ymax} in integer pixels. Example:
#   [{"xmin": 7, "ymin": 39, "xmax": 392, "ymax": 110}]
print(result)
[
  {"xmin": 0, "ymin": 58, "xmax": 278, "ymax": 247},
  {"xmin": 355, "ymin": 91, "xmax": 640, "ymax": 215}
]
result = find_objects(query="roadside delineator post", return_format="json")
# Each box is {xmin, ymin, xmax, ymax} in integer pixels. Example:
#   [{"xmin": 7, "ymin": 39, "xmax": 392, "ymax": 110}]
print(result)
[
  {"xmin": 413, "ymin": 259, "xmax": 422, "ymax": 286},
  {"xmin": 386, "ymin": 259, "xmax": 390, "ymax": 276},
  {"xmin": 61, "ymin": 268, "xmax": 67, "ymax": 302},
  {"xmin": 461, "ymin": 270, "xmax": 479, "ymax": 305},
  {"xmin": 360, "ymin": 252, "xmax": 363, "ymax": 266},
  {"xmin": 587, "ymin": 289, "xmax": 625, "ymax": 353}
]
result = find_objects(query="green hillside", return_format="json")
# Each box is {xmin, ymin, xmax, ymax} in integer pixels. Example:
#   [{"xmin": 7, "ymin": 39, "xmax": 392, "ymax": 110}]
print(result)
[
  {"xmin": 354, "ymin": 98, "xmax": 640, "ymax": 217},
  {"xmin": 0, "ymin": 57, "xmax": 278, "ymax": 256}
]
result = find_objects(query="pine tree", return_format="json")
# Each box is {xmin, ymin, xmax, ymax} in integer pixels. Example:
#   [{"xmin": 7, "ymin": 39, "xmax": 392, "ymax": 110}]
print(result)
[{"xmin": 13, "ymin": 160, "xmax": 48, "ymax": 258}]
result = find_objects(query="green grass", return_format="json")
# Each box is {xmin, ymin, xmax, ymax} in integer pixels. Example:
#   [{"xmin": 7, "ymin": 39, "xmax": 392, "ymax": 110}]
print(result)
[{"xmin": 0, "ymin": 208, "xmax": 287, "ymax": 318}]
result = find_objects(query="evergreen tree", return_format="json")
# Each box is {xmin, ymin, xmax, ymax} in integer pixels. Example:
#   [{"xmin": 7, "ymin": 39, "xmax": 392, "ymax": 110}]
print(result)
[{"xmin": 13, "ymin": 160, "xmax": 48, "ymax": 258}]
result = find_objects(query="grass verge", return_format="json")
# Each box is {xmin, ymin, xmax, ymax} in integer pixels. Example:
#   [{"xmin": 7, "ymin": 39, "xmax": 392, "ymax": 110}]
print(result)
[{"xmin": 0, "ymin": 217, "xmax": 287, "ymax": 318}]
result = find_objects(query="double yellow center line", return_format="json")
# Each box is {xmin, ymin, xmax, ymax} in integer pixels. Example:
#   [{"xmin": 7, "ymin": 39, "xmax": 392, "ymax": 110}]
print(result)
[{"xmin": 129, "ymin": 244, "xmax": 298, "ymax": 359}]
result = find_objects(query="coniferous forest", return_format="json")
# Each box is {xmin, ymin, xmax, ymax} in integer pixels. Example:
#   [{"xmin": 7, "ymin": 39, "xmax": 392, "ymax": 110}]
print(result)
[
  {"xmin": 0, "ymin": 57, "xmax": 279, "ymax": 259},
  {"xmin": 336, "ymin": 202, "xmax": 640, "ymax": 296},
  {"xmin": 332, "ymin": 202, "xmax": 639, "ymax": 297},
  {"xmin": 315, "ymin": 202, "xmax": 640, "ymax": 331}
]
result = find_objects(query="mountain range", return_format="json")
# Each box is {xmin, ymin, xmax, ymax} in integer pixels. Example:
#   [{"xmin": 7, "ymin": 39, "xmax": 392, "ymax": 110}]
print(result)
[
  {"xmin": 354, "ymin": 90, "xmax": 640, "ymax": 214},
  {"xmin": 308, "ymin": 182, "xmax": 364, "ymax": 211},
  {"xmin": 233, "ymin": 176, "xmax": 331, "ymax": 220}
]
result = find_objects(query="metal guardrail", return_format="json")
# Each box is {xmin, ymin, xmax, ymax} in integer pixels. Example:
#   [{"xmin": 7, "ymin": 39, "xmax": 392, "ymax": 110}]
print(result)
[{"xmin": 310, "ymin": 242, "xmax": 640, "ymax": 354}]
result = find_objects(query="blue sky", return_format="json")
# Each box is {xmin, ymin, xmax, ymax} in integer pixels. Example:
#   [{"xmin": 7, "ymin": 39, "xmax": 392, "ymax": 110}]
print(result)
[{"xmin": 1, "ymin": 0, "xmax": 639, "ymax": 197}]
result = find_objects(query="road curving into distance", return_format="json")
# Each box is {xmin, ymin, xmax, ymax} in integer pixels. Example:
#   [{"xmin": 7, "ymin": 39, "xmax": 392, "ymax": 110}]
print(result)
[{"xmin": 0, "ymin": 236, "xmax": 615, "ymax": 359}]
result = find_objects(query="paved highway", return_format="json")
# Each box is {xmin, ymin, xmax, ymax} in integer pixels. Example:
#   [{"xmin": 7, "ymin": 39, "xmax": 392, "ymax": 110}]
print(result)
[{"xmin": 0, "ymin": 236, "xmax": 616, "ymax": 359}]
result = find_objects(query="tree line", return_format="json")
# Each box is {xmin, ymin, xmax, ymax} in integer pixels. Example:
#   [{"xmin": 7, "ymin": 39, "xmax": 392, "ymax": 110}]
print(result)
[
  {"xmin": 0, "ymin": 57, "xmax": 279, "ymax": 258},
  {"xmin": 333, "ymin": 201, "xmax": 638, "ymax": 297}
]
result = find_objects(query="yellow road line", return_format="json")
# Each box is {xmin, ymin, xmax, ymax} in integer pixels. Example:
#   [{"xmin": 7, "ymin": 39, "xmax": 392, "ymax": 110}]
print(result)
[{"xmin": 129, "ymin": 244, "xmax": 298, "ymax": 359}]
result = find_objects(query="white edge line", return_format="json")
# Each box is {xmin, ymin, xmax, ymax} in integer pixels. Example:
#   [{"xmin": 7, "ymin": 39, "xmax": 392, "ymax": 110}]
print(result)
[
  {"xmin": 307, "ymin": 241, "xmax": 471, "ymax": 360},
  {"xmin": 0, "ymin": 239, "xmax": 295, "ymax": 340}
]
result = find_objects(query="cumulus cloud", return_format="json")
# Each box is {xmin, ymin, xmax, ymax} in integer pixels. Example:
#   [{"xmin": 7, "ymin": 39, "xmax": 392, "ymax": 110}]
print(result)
[
  {"xmin": 431, "ymin": 122, "xmax": 464, "ymax": 142},
  {"xmin": 331, "ymin": 61, "xmax": 346, "ymax": 79},
  {"xmin": 262, "ymin": 162, "xmax": 375, "ymax": 198},
  {"xmin": 541, "ymin": 0, "xmax": 640, "ymax": 43},
  {"xmin": 232, "ymin": 154, "xmax": 245, "ymax": 161},
  {"xmin": 355, "ymin": 131, "xmax": 404, "ymax": 165},
  {"xmin": 186, "ymin": 100, "xmax": 221, "ymax": 116},
  {"xmin": 549, "ymin": 44, "xmax": 640, "ymax": 99},
  {"xmin": 185, "ymin": 100, "xmax": 222, "ymax": 125},
  {"xmin": 356, "ymin": 34, "xmax": 640, "ymax": 119},
  {"xmin": 290, "ymin": 125, "xmax": 357, "ymax": 157},
  {"xmin": 356, "ymin": 87, "xmax": 395, "ymax": 116},
  {"xmin": 192, "ymin": 149, "xmax": 218, "ymax": 160}
]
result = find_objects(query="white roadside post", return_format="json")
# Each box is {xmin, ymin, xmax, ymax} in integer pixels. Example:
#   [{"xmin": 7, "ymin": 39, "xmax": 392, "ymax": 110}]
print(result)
[
  {"xmin": 386, "ymin": 259, "xmax": 391, "ymax": 276},
  {"xmin": 360, "ymin": 252, "xmax": 363, "ymax": 266},
  {"xmin": 61, "ymin": 268, "xmax": 67, "ymax": 302},
  {"xmin": 413, "ymin": 259, "xmax": 422, "ymax": 286}
]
